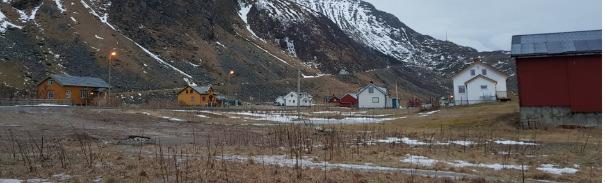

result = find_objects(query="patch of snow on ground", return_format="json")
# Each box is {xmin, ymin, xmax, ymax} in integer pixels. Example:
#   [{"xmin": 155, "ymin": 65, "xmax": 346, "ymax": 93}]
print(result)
[
  {"xmin": 494, "ymin": 140, "xmax": 538, "ymax": 145},
  {"xmin": 371, "ymin": 137, "xmax": 473, "ymax": 146},
  {"xmin": 223, "ymin": 111, "xmax": 402, "ymax": 124},
  {"xmin": 54, "ymin": 0, "xmax": 66, "ymax": 13},
  {"xmin": 196, "ymin": 114, "xmax": 209, "ymax": 118},
  {"xmin": 400, "ymin": 155, "xmax": 438, "ymax": 166},
  {"xmin": 161, "ymin": 116, "xmax": 185, "ymax": 122},
  {"xmin": 16, "ymin": 103, "xmax": 70, "ymax": 107},
  {"xmin": 302, "ymin": 73, "xmax": 330, "ymax": 79},
  {"xmin": 94, "ymin": 34, "xmax": 104, "ymax": 39},
  {"xmin": 0, "ymin": 178, "xmax": 51, "ymax": 183},
  {"xmin": 418, "ymin": 110, "xmax": 440, "ymax": 117},
  {"xmin": 537, "ymin": 164, "xmax": 578, "ymax": 175},
  {"xmin": 220, "ymin": 154, "xmax": 478, "ymax": 179}
]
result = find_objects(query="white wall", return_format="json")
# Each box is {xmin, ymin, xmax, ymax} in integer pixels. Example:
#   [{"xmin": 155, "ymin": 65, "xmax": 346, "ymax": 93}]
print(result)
[
  {"xmin": 453, "ymin": 63, "xmax": 508, "ymax": 105},
  {"xmin": 466, "ymin": 78, "xmax": 497, "ymax": 105},
  {"xmin": 358, "ymin": 86, "xmax": 387, "ymax": 108},
  {"xmin": 283, "ymin": 92, "xmax": 313, "ymax": 107}
]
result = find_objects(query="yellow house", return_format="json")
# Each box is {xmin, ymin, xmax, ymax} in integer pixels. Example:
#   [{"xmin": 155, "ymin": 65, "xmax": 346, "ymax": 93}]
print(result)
[
  {"xmin": 36, "ymin": 74, "xmax": 109, "ymax": 105},
  {"xmin": 177, "ymin": 85, "xmax": 217, "ymax": 106}
]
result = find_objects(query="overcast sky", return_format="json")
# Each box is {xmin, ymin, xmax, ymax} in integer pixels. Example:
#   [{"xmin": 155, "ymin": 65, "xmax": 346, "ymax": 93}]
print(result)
[{"xmin": 365, "ymin": 0, "xmax": 602, "ymax": 51}]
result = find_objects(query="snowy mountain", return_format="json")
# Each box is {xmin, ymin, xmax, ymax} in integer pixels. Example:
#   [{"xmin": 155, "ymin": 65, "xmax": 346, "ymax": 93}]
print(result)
[{"xmin": 0, "ymin": 0, "xmax": 515, "ymax": 100}]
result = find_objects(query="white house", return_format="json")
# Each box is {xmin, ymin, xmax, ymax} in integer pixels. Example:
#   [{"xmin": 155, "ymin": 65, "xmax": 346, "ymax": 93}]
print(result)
[
  {"xmin": 280, "ymin": 92, "xmax": 313, "ymax": 107},
  {"xmin": 452, "ymin": 61, "xmax": 509, "ymax": 105},
  {"xmin": 356, "ymin": 83, "xmax": 398, "ymax": 109}
]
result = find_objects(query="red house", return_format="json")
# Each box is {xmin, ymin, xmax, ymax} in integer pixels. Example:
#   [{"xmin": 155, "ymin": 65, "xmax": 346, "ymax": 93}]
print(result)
[
  {"xmin": 511, "ymin": 30, "xmax": 602, "ymax": 128},
  {"xmin": 327, "ymin": 95, "xmax": 340, "ymax": 104},
  {"xmin": 339, "ymin": 93, "xmax": 358, "ymax": 107}
]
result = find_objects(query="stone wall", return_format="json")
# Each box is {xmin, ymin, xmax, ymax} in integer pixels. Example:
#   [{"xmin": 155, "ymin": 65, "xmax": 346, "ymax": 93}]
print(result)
[{"xmin": 520, "ymin": 107, "xmax": 601, "ymax": 128}]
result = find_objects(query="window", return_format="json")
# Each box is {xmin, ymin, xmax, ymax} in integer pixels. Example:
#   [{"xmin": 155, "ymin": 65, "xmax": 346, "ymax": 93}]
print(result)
[
  {"xmin": 482, "ymin": 69, "xmax": 487, "ymax": 75},
  {"xmin": 372, "ymin": 97, "xmax": 380, "ymax": 103},
  {"xmin": 47, "ymin": 79, "xmax": 53, "ymax": 86},
  {"xmin": 47, "ymin": 91, "xmax": 54, "ymax": 99},
  {"xmin": 65, "ymin": 90, "xmax": 72, "ymax": 99},
  {"xmin": 470, "ymin": 69, "xmax": 476, "ymax": 76},
  {"xmin": 80, "ymin": 90, "xmax": 89, "ymax": 98},
  {"xmin": 369, "ymin": 87, "xmax": 374, "ymax": 94},
  {"xmin": 191, "ymin": 96, "xmax": 195, "ymax": 102},
  {"xmin": 481, "ymin": 85, "xmax": 488, "ymax": 90},
  {"xmin": 201, "ymin": 96, "xmax": 206, "ymax": 101},
  {"xmin": 458, "ymin": 86, "xmax": 466, "ymax": 93}
]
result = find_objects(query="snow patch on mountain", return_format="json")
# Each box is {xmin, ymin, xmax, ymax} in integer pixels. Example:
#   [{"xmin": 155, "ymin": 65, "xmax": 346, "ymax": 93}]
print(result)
[
  {"xmin": 291, "ymin": 0, "xmax": 414, "ymax": 62},
  {"xmin": 284, "ymin": 37, "xmax": 297, "ymax": 57},
  {"xmin": 124, "ymin": 36, "xmax": 193, "ymax": 79},
  {"xmin": 238, "ymin": 1, "xmax": 260, "ymax": 40},
  {"xmin": 54, "ymin": 0, "xmax": 66, "ymax": 13},
  {"xmin": 255, "ymin": 0, "xmax": 310, "ymax": 25},
  {"xmin": 80, "ymin": 0, "xmax": 116, "ymax": 30},
  {"xmin": 0, "ymin": 10, "xmax": 22, "ymax": 32},
  {"xmin": 16, "ymin": 3, "xmax": 42, "ymax": 23}
]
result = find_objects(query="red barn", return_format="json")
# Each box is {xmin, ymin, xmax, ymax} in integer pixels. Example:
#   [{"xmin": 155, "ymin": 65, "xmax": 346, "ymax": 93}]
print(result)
[
  {"xmin": 339, "ymin": 93, "xmax": 358, "ymax": 107},
  {"xmin": 511, "ymin": 30, "xmax": 602, "ymax": 128}
]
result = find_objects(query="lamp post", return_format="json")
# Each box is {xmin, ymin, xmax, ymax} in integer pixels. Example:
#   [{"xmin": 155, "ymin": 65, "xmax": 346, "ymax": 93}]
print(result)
[
  {"xmin": 227, "ymin": 69, "xmax": 235, "ymax": 106},
  {"xmin": 107, "ymin": 51, "xmax": 117, "ymax": 105}
]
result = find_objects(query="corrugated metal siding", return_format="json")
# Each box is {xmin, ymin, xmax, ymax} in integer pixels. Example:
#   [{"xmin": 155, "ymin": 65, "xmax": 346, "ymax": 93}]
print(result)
[{"xmin": 516, "ymin": 55, "xmax": 602, "ymax": 112}]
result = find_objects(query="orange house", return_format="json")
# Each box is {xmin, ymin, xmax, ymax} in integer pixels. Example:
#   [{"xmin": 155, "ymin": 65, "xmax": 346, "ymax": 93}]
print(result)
[
  {"xmin": 36, "ymin": 74, "xmax": 110, "ymax": 105},
  {"xmin": 177, "ymin": 85, "xmax": 218, "ymax": 106}
]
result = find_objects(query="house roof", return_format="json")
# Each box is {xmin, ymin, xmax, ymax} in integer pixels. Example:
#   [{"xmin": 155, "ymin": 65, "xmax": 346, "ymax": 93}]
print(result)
[
  {"xmin": 511, "ymin": 30, "xmax": 602, "ymax": 57},
  {"xmin": 341, "ymin": 93, "xmax": 358, "ymax": 99},
  {"xmin": 452, "ymin": 61, "xmax": 509, "ymax": 78},
  {"xmin": 464, "ymin": 75, "xmax": 498, "ymax": 85},
  {"xmin": 46, "ymin": 74, "xmax": 110, "ymax": 88},
  {"xmin": 178, "ymin": 85, "xmax": 212, "ymax": 95},
  {"xmin": 191, "ymin": 86, "xmax": 212, "ymax": 94},
  {"xmin": 285, "ymin": 91, "xmax": 312, "ymax": 98},
  {"xmin": 357, "ymin": 83, "xmax": 387, "ymax": 96}
]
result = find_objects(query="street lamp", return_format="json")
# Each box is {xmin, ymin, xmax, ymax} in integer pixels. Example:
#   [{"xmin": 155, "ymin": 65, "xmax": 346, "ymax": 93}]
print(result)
[
  {"xmin": 107, "ymin": 51, "xmax": 117, "ymax": 105},
  {"xmin": 226, "ymin": 69, "xmax": 235, "ymax": 106}
]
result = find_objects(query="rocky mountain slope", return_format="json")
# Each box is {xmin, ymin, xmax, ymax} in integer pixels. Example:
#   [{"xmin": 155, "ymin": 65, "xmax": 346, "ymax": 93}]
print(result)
[{"xmin": 0, "ymin": 0, "xmax": 515, "ymax": 101}]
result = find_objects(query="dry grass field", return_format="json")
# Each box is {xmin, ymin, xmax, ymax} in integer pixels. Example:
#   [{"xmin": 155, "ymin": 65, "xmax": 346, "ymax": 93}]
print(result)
[{"xmin": 0, "ymin": 100, "xmax": 600, "ymax": 182}]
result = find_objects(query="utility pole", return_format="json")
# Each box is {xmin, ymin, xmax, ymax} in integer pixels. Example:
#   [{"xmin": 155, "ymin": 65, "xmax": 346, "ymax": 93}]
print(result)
[
  {"xmin": 297, "ymin": 68, "xmax": 301, "ymax": 120},
  {"xmin": 395, "ymin": 82, "xmax": 399, "ymax": 109}
]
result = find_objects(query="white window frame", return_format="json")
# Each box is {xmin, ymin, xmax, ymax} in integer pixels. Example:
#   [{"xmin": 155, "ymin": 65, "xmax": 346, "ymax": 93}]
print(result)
[
  {"xmin": 372, "ymin": 97, "xmax": 380, "ymax": 103},
  {"xmin": 482, "ymin": 69, "xmax": 487, "ymax": 75},
  {"xmin": 470, "ymin": 69, "xmax": 476, "ymax": 76},
  {"xmin": 65, "ymin": 90, "xmax": 72, "ymax": 99},
  {"xmin": 458, "ymin": 86, "xmax": 466, "ymax": 93},
  {"xmin": 481, "ymin": 85, "xmax": 488, "ymax": 90},
  {"xmin": 47, "ymin": 91, "xmax": 54, "ymax": 99},
  {"xmin": 369, "ymin": 87, "xmax": 374, "ymax": 94}
]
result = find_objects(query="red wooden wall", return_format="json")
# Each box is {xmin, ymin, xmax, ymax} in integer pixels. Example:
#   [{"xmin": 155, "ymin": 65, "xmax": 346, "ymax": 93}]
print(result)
[{"xmin": 516, "ymin": 54, "xmax": 601, "ymax": 112}]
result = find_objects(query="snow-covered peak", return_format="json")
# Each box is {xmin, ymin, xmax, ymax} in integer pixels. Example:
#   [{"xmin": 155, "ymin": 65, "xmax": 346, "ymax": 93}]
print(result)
[{"xmin": 290, "ymin": 0, "xmax": 415, "ymax": 62}]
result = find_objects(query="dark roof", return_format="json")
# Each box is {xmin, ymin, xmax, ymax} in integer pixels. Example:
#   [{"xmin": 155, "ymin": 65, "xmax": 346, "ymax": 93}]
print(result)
[
  {"xmin": 191, "ymin": 86, "xmax": 212, "ymax": 94},
  {"xmin": 464, "ymin": 75, "xmax": 497, "ymax": 85},
  {"xmin": 452, "ymin": 61, "xmax": 509, "ymax": 78},
  {"xmin": 49, "ymin": 74, "xmax": 109, "ymax": 88},
  {"xmin": 511, "ymin": 30, "xmax": 601, "ymax": 57},
  {"xmin": 357, "ymin": 84, "xmax": 387, "ymax": 96}
]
